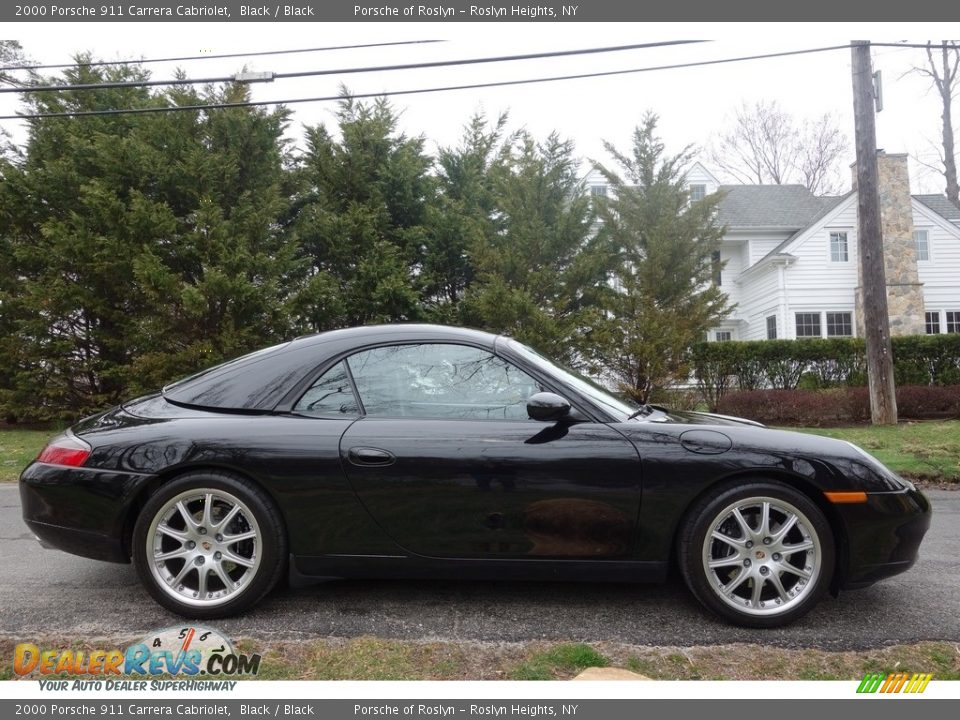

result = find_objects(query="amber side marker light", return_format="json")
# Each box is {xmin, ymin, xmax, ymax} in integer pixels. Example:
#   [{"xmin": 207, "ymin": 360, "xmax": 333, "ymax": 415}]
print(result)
[{"xmin": 824, "ymin": 491, "xmax": 868, "ymax": 504}]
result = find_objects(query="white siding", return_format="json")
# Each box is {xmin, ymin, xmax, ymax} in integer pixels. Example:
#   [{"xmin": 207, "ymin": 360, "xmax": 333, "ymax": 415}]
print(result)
[
  {"xmin": 776, "ymin": 198, "xmax": 860, "ymax": 338},
  {"xmin": 718, "ymin": 244, "xmax": 745, "ymax": 310},
  {"xmin": 710, "ymin": 178, "xmax": 960, "ymax": 340},
  {"xmin": 748, "ymin": 238, "xmax": 785, "ymax": 265},
  {"xmin": 736, "ymin": 264, "xmax": 781, "ymax": 340},
  {"xmin": 915, "ymin": 201, "xmax": 960, "ymax": 317},
  {"xmin": 685, "ymin": 162, "xmax": 721, "ymax": 196},
  {"xmin": 720, "ymin": 197, "xmax": 861, "ymax": 340}
]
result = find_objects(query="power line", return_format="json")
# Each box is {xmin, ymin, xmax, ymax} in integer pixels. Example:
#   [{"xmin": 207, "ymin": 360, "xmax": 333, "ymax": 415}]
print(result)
[
  {"xmin": 867, "ymin": 42, "xmax": 960, "ymax": 49},
  {"xmin": 1, "ymin": 43, "xmax": 854, "ymax": 121},
  {"xmin": 0, "ymin": 40, "xmax": 446, "ymax": 73},
  {"xmin": 0, "ymin": 40, "xmax": 705, "ymax": 95}
]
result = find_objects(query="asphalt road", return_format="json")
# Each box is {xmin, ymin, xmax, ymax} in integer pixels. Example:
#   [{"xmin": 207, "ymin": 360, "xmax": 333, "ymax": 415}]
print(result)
[{"xmin": 1, "ymin": 485, "xmax": 957, "ymax": 650}]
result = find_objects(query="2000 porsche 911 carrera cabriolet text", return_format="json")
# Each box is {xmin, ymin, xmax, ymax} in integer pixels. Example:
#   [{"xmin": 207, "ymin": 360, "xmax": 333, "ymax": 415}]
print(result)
[{"xmin": 20, "ymin": 324, "xmax": 931, "ymax": 627}]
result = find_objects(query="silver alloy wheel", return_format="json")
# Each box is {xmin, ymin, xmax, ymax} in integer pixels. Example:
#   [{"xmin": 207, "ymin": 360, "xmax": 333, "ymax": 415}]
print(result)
[
  {"xmin": 146, "ymin": 489, "xmax": 262, "ymax": 608},
  {"xmin": 701, "ymin": 495, "xmax": 822, "ymax": 617}
]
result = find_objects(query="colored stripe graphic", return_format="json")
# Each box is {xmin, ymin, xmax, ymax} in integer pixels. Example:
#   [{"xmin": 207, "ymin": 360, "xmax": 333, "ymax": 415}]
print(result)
[{"xmin": 857, "ymin": 672, "xmax": 932, "ymax": 694}]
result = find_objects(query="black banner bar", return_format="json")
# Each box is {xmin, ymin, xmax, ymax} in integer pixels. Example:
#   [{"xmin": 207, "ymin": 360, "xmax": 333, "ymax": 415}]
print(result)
[
  {"xmin": 3, "ymin": 0, "xmax": 959, "ymax": 22},
  {"xmin": 0, "ymin": 699, "xmax": 957, "ymax": 719}
]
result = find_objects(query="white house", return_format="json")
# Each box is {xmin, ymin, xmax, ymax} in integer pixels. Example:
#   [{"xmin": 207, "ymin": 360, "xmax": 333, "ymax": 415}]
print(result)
[{"xmin": 588, "ymin": 155, "xmax": 960, "ymax": 342}]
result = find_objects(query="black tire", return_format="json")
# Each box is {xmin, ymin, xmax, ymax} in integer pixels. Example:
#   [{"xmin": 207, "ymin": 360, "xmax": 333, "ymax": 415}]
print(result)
[
  {"xmin": 678, "ymin": 480, "xmax": 834, "ymax": 628},
  {"xmin": 132, "ymin": 470, "xmax": 287, "ymax": 618}
]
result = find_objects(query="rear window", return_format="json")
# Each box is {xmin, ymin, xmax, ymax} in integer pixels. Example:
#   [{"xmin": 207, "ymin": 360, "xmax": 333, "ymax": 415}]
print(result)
[{"xmin": 162, "ymin": 341, "xmax": 321, "ymax": 411}]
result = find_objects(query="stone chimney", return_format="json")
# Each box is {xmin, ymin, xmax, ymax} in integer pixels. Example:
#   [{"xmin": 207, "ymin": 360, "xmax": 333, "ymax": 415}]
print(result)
[{"xmin": 851, "ymin": 152, "xmax": 925, "ymax": 336}]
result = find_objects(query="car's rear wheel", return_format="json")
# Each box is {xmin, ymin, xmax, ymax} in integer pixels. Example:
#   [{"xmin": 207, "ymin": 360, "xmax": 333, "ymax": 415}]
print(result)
[
  {"xmin": 679, "ymin": 481, "xmax": 834, "ymax": 628},
  {"xmin": 132, "ymin": 471, "xmax": 286, "ymax": 618}
]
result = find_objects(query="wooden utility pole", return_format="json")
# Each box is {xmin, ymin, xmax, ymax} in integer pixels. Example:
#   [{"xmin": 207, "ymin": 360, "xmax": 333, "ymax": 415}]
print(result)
[{"xmin": 851, "ymin": 41, "xmax": 898, "ymax": 425}]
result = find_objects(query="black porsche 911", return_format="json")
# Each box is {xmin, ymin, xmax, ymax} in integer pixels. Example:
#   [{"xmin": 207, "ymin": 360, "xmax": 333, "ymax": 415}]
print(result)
[{"xmin": 20, "ymin": 324, "xmax": 930, "ymax": 627}]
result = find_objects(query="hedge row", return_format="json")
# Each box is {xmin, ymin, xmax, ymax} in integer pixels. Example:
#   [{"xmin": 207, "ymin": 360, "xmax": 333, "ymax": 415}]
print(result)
[
  {"xmin": 691, "ymin": 335, "xmax": 960, "ymax": 407},
  {"xmin": 715, "ymin": 385, "xmax": 960, "ymax": 426}
]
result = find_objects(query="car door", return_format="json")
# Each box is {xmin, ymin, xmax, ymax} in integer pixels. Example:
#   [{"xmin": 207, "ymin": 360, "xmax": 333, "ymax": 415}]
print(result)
[{"xmin": 321, "ymin": 342, "xmax": 642, "ymax": 560}]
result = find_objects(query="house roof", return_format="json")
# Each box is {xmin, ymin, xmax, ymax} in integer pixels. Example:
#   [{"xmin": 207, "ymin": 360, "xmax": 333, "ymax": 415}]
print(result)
[
  {"xmin": 760, "ymin": 191, "xmax": 854, "ymax": 259},
  {"xmin": 914, "ymin": 194, "xmax": 960, "ymax": 222},
  {"xmin": 717, "ymin": 184, "xmax": 842, "ymax": 228}
]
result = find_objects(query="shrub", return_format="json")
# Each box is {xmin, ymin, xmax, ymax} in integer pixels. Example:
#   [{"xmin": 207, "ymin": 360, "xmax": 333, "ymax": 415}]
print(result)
[
  {"xmin": 892, "ymin": 334, "xmax": 960, "ymax": 386},
  {"xmin": 896, "ymin": 385, "xmax": 960, "ymax": 418},
  {"xmin": 691, "ymin": 335, "xmax": 960, "ymax": 408},
  {"xmin": 714, "ymin": 385, "xmax": 960, "ymax": 426}
]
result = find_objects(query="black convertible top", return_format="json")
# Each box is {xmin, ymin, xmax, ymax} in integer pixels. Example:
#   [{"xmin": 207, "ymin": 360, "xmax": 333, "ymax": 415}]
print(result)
[{"xmin": 161, "ymin": 324, "xmax": 499, "ymax": 411}]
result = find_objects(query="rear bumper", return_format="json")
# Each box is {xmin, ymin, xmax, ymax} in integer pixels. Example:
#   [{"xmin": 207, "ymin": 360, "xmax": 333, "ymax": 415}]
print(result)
[
  {"xmin": 839, "ymin": 487, "xmax": 931, "ymax": 589},
  {"xmin": 24, "ymin": 518, "xmax": 128, "ymax": 563},
  {"xmin": 19, "ymin": 461, "xmax": 151, "ymax": 564}
]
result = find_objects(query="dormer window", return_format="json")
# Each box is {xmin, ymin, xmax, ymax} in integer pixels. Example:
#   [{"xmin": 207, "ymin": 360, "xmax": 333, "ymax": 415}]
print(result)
[
  {"xmin": 689, "ymin": 184, "xmax": 706, "ymax": 202},
  {"xmin": 590, "ymin": 185, "xmax": 607, "ymax": 197}
]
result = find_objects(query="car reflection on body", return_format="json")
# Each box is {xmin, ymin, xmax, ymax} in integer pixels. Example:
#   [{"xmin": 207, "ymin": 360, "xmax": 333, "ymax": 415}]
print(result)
[{"xmin": 20, "ymin": 324, "xmax": 930, "ymax": 627}]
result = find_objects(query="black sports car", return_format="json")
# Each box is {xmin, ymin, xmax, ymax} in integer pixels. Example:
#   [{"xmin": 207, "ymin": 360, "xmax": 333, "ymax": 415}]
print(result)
[{"xmin": 20, "ymin": 324, "xmax": 930, "ymax": 627}]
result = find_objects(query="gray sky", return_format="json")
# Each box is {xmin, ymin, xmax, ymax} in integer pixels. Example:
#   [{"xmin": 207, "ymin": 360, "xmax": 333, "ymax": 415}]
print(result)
[{"xmin": 4, "ymin": 22, "xmax": 960, "ymax": 193}]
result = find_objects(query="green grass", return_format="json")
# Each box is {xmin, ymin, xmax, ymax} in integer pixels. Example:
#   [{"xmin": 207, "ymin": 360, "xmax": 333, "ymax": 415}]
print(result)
[
  {"xmin": 254, "ymin": 637, "xmax": 474, "ymax": 681},
  {"xmin": 508, "ymin": 643, "xmax": 609, "ymax": 680},
  {"xmin": 0, "ymin": 429, "xmax": 52, "ymax": 482},
  {"xmin": 792, "ymin": 420, "xmax": 960, "ymax": 483}
]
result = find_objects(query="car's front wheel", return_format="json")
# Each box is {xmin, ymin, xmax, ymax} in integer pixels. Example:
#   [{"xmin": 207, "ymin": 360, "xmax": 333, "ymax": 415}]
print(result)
[
  {"xmin": 132, "ymin": 471, "xmax": 286, "ymax": 618},
  {"xmin": 679, "ymin": 481, "xmax": 835, "ymax": 628}
]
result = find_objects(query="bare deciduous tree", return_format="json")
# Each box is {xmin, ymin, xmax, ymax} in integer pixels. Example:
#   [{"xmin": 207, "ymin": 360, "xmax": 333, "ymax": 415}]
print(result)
[
  {"xmin": 708, "ymin": 100, "xmax": 849, "ymax": 195},
  {"xmin": 911, "ymin": 41, "xmax": 960, "ymax": 206}
]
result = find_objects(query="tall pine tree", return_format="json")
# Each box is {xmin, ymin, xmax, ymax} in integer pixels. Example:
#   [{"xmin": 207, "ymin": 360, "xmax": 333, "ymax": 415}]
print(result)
[
  {"xmin": 0, "ymin": 60, "xmax": 298, "ymax": 419},
  {"xmin": 462, "ymin": 130, "xmax": 606, "ymax": 365},
  {"xmin": 289, "ymin": 95, "xmax": 432, "ymax": 331},
  {"xmin": 590, "ymin": 113, "xmax": 731, "ymax": 402}
]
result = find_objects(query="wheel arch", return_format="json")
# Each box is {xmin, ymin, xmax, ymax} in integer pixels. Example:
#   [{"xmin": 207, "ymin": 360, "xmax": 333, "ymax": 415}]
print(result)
[
  {"xmin": 120, "ymin": 462, "xmax": 287, "ymax": 560},
  {"xmin": 669, "ymin": 468, "xmax": 849, "ymax": 591}
]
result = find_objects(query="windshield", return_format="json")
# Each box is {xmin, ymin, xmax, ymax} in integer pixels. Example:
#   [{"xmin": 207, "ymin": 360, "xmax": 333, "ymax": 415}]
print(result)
[{"xmin": 503, "ymin": 338, "xmax": 640, "ymax": 421}]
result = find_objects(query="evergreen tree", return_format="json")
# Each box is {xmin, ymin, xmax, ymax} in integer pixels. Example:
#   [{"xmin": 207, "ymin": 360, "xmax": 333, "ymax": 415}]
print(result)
[
  {"xmin": 421, "ymin": 112, "xmax": 507, "ymax": 322},
  {"xmin": 591, "ymin": 113, "xmax": 731, "ymax": 402},
  {"xmin": 0, "ymin": 60, "xmax": 298, "ymax": 419},
  {"xmin": 462, "ymin": 130, "xmax": 606, "ymax": 364},
  {"xmin": 289, "ymin": 95, "xmax": 432, "ymax": 331},
  {"xmin": 128, "ymin": 81, "xmax": 300, "ymax": 392}
]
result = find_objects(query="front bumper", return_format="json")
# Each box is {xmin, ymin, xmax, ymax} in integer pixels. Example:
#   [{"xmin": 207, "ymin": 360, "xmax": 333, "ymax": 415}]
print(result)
[
  {"xmin": 20, "ymin": 461, "xmax": 152, "ymax": 564},
  {"xmin": 839, "ymin": 487, "xmax": 932, "ymax": 589}
]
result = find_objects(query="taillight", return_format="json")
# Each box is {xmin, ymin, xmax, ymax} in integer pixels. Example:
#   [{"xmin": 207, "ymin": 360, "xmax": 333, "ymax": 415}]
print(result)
[{"xmin": 36, "ymin": 434, "xmax": 91, "ymax": 467}]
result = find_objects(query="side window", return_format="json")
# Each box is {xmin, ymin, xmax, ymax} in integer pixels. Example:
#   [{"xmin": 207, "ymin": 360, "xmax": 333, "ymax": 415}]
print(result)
[
  {"xmin": 293, "ymin": 361, "xmax": 360, "ymax": 417},
  {"xmin": 347, "ymin": 344, "xmax": 540, "ymax": 420}
]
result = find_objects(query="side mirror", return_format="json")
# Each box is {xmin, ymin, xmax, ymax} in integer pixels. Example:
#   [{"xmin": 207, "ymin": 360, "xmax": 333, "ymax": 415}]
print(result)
[{"xmin": 527, "ymin": 392, "xmax": 571, "ymax": 422}]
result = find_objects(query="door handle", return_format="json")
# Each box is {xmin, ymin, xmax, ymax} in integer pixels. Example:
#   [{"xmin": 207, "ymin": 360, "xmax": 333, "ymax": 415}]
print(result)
[{"xmin": 347, "ymin": 446, "xmax": 396, "ymax": 467}]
